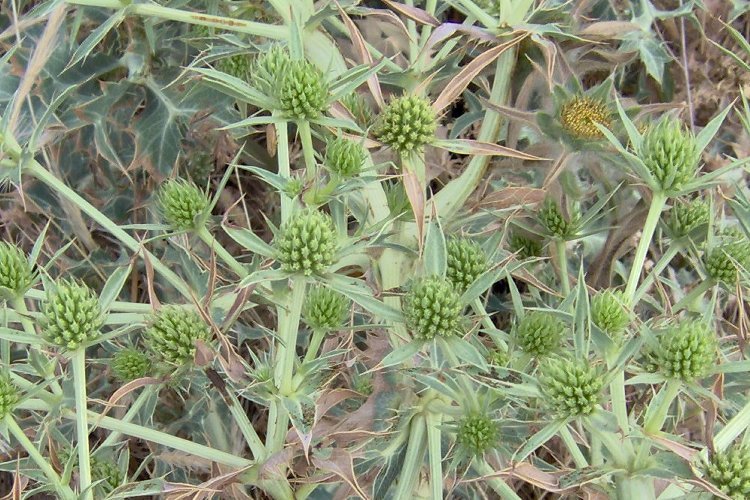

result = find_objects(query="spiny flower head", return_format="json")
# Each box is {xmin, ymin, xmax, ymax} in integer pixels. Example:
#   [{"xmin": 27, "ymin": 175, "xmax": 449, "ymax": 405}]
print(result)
[
  {"xmin": 278, "ymin": 59, "xmax": 329, "ymax": 120},
  {"xmin": 539, "ymin": 357, "xmax": 604, "ymax": 419},
  {"xmin": 705, "ymin": 444, "xmax": 750, "ymax": 500},
  {"xmin": 703, "ymin": 231, "xmax": 750, "ymax": 285},
  {"xmin": 0, "ymin": 242, "xmax": 33, "ymax": 298},
  {"xmin": 559, "ymin": 96, "xmax": 611, "ymax": 140},
  {"xmin": 373, "ymin": 95, "xmax": 437, "ymax": 155},
  {"xmin": 324, "ymin": 137, "xmax": 366, "ymax": 178},
  {"xmin": 538, "ymin": 198, "xmax": 579, "ymax": 239},
  {"xmin": 145, "ymin": 306, "xmax": 212, "ymax": 366},
  {"xmin": 218, "ymin": 53, "xmax": 251, "ymax": 80},
  {"xmin": 487, "ymin": 348, "xmax": 509, "ymax": 367},
  {"xmin": 303, "ymin": 286, "xmax": 350, "ymax": 331},
  {"xmin": 276, "ymin": 210, "xmax": 337, "ymax": 276},
  {"xmin": 456, "ymin": 413, "xmax": 498, "ymax": 456},
  {"xmin": 446, "ymin": 238, "xmax": 489, "ymax": 294},
  {"xmin": 666, "ymin": 199, "xmax": 709, "ymax": 239},
  {"xmin": 112, "ymin": 348, "xmax": 152, "ymax": 382},
  {"xmin": 41, "ymin": 280, "xmax": 105, "ymax": 350},
  {"xmin": 403, "ymin": 276, "xmax": 462, "ymax": 340},
  {"xmin": 638, "ymin": 117, "xmax": 700, "ymax": 194},
  {"xmin": 341, "ymin": 92, "xmax": 374, "ymax": 128},
  {"xmin": 590, "ymin": 289, "xmax": 629, "ymax": 341},
  {"xmin": 654, "ymin": 321, "xmax": 716, "ymax": 382},
  {"xmin": 515, "ymin": 311, "xmax": 564, "ymax": 357},
  {"xmin": 157, "ymin": 179, "xmax": 209, "ymax": 231},
  {"xmin": 252, "ymin": 45, "xmax": 291, "ymax": 97},
  {"xmin": 91, "ymin": 458, "xmax": 124, "ymax": 493},
  {"xmin": 508, "ymin": 231, "xmax": 543, "ymax": 260},
  {"xmin": 0, "ymin": 374, "xmax": 18, "ymax": 419}
]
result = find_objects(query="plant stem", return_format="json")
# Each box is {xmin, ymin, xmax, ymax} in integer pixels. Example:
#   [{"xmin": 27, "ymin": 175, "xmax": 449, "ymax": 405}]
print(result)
[
  {"xmin": 225, "ymin": 390, "xmax": 266, "ymax": 460},
  {"xmin": 275, "ymin": 118, "xmax": 292, "ymax": 223},
  {"xmin": 275, "ymin": 278, "xmax": 306, "ymax": 396},
  {"xmin": 394, "ymin": 415, "xmax": 427, "ymax": 499},
  {"xmin": 26, "ymin": 162, "xmax": 192, "ymax": 299},
  {"xmin": 607, "ymin": 352, "xmax": 630, "ymax": 435},
  {"xmin": 616, "ymin": 474, "xmax": 656, "ymax": 500},
  {"xmin": 426, "ymin": 412, "xmax": 443, "ymax": 500},
  {"xmin": 472, "ymin": 459, "xmax": 523, "ymax": 500},
  {"xmin": 624, "ymin": 193, "xmax": 667, "ymax": 305},
  {"xmin": 559, "ymin": 424, "xmax": 588, "ymax": 468},
  {"xmin": 196, "ymin": 226, "xmax": 248, "ymax": 278},
  {"xmin": 472, "ymin": 298, "xmax": 508, "ymax": 350},
  {"xmin": 5, "ymin": 416, "xmax": 77, "ymax": 500},
  {"xmin": 303, "ymin": 328, "xmax": 325, "ymax": 364},
  {"xmin": 99, "ymin": 385, "xmax": 157, "ymax": 448},
  {"xmin": 298, "ymin": 121, "xmax": 317, "ymax": 182},
  {"xmin": 643, "ymin": 379, "xmax": 682, "ymax": 435},
  {"xmin": 554, "ymin": 238, "xmax": 570, "ymax": 296},
  {"xmin": 633, "ymin": 243, "xmax": 681, "ymax": 304},
  {"xmin": 71, "ymin": 349, "xmax": 92, "ymax": 500}
]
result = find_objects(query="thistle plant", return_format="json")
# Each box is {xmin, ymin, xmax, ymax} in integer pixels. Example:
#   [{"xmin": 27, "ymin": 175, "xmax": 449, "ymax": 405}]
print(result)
[
  {"xmin": 278, "ymin": 59, "xmax": 329, "ymax": 120},
  {"xmin": 638, "ymin": 117, "xmax": 700, "ymax": 195},
  {"xmin": 666, "ymin": 199, "xmax": 710, "ymax": 239},
  {"xmin": 324, "ymin": 137, "xmax": 365, "ymax": 179},
  {"xmin": 111, "ymin": 348, "xmax": 152, "ymax": 381},
  {"xmin": 456, "ymin": 413, "xmax": 498, "ymax": 456},
  {"xmin": 0, "ymin": 374, "xmax": 18, "ymax": 420},
  {"xmin": 0, "ymin": 242, "xmax": 32, "ymax": 298},
  {"xmin": 652, "ymin": 321, "xmax": 716, "ymax": 382},
  {"xmin": 590, "ymin": 289, "xmax": 629, "ymax": 341},
  {"xmin": 402, "ymin": 277, "xmax": 462, "ymax": 340},
  {"xmin": 703, "ymin": 232, "xmax": 750, "ymax": 285},
  {"xmin": 559, "ymin": 96, "xmax": 611, "ymax": 140},
  {"xmin": 40, "ymin": 280, "xmax": 105, "ymax": 350},
  {"xmin": 373, "ymin": 95, "xmax": 437, "ymax": 155}
]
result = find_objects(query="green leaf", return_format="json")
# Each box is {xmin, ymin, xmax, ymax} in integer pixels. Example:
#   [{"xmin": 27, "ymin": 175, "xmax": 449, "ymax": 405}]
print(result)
[
  {"xmin": 221, "ymin": 225, "xmax": 275, "ymax": 258},
  {"xmin": 422, "ymin": 221, "xmax": 446, "ymax": 277},
  {"xmin": 99, "ymin": 263, "xmax": 133, "ymax": 312},
  {"xmin": 66, "ymin": 10, "xmax": 126, "ymax": 71},
  {"xmin": 378, "ymin": 341, "xmax": 422, "ymax": 369},
  {"xmin": 326, "ymin": 275, "xmax": 404, "ymax": 323},
  {"xmin": 442, "ymin": 336, "xmax": 487, "ymax": 371},
  {"xmin": 695, "ymin": 104, "xmax": 732, "ymax": 154},
  {"xmin": 514, "ymin": 420, "xmax": 567, "ymax": 462}
]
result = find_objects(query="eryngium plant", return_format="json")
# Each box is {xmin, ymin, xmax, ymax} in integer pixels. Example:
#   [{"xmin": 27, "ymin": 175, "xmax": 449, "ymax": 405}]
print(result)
[
  {"xmin": 145, "ymin": 307, "xmax": 211, "ymax": 366},
  {"xmin": 324, "ymin": 137, "xmax": 365, "ymax": 178},
  {"xmin": 666, "ymin": 199, "xmax": 710, "ymax": 238},
  {"xmin": 41, "ymin": 280, "xmax": 105, "ymax": 350},
  {"xmin": 276, "ymin": 210, "xmax": 337, "ymax": 276},
  {"xmin": 157, "ymin": 179, "xmax": 210, "ymax": 231},
  {"xmin": 278, "ymin": 59, "xmax": 329, "ymax": 120},
  {"xmin": 638, "ymin": 117, "xmax": 700, "ymax": 194},
  {"xmin": 456, "ymin": 413, "xmax": 498, "ymax": 456},
  {"xmin": 402, "ymin": 276, "xmax": 462, "ymax": 340},
  {"xmin": 302, "ymin": 286, "xmax": 349, "ymax": 331},
  {"xmin": 373, "ymin": 95, "xmax": 437, "ymax": 154},
  {"xmin": 590, "ymin": 289, "xmax": 629, "ymax": 340},
  {"xmin": 705, "ymin": 444, "xmax": 750, "ymax": 500},
  {"xmin": 0, "ymin": 242, "xmax": 32, "ymax": 298},
  {"xmin": 515, "ymin": 311, "xmax": 564, "ymax": 357},
  {"xmin": 446, "ymin": 238, "xmax": 488, "ymax": 293},
  {"xmin": 559, "ymin": 96, "xmax": 611, "ymax": 140},
  {"xmin": 538, "ymin": 198, "xmax": 580, "ymax": 239},
  {"xmin": 703, "ymin": 231, "xmax": 750, "ymax": 285},
  {"xmin": 539, "ymin": 357, "xmax": 604, "ymax": 419},
  {"xmin": 111, "ymin": 348, "xmax": 152, "ymax": 381},
  {"xmin": 652, "ymin": 321, "xmax": 716, "ymax": 382}
]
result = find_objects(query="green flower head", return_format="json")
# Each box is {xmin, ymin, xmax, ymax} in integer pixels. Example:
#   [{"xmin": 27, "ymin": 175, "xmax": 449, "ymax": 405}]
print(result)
[
  {"xmin": 705, "ymin": 444, "xmax": 750, "ymax": 500},
  {"xmin": 703, "ymin": 231, "xmax": 750, "ymax": 285},
  {"xmin": 112, "ymin": 348, "xmax": 152, "ymax": 382},
  {"xmin": 91, "ymin": 457, "xmax": 124, "ymax": 493},
  {"xmin": 446, "ymin": 238, "xmax": 489, "ymax": 294},
  {"xmin": 559, "ymin": 96, "xmax": 611, "ymax": 140},
  {"xmin": 278, "ymin": 59, "xmax": 329, "ymax": 120},
  {"xmin": 324, "ymin": 137, "xmax": 366, "ymax": 178},
  {"xmin": 654, "ymin": 321, "xmax": 716, "ymax": 382},
  {"xmin": 303, "ymin": 286, "xmax": 350, "ymax": 331},
  {"xmin": 515, "ymin": 311, "xmax": 564, "ymax": 357},
  {"xmin": 538, "ymin": 198, "xmax": 579, "ymax": 239},
  {"xmin": 456, "ymin": 413, "xmax": 498, "ymax": 456},
  {"xmin": 508, "ymin": 231, "xmax": 543, "ymax": 260},
  {"xmin": 0, "ymin": 242, "xmax": 33, "ymax": 299},
  {"xmin": 218, "ymin": 53, "xmax": 251, "ymax": 80},
  {"xmin": 252, "ymin": 45, "xmax": 292, "ymax": 97},
  {"xmin": 0, "ymin": 374, "xmax": 18, "ymax": 420},
  {"xmin": 539, "ymin": 357, "xmax": 604, "ymax": 419},
  {"xmin": 145, "ymin": 306, "xmax": 212, "ymax": 366},
  {"xmin": 374, "ymin": 95, "xmax": 437, "ymax": 155},
  {"xmin": 276, "ymin": 210, "xmax": 337, "ymax": 276},
  {"xmin": 41, "ymin": 280, "xmax": 105, "ymax": 350},
  {"xmin": 590, "ymin": 289, "xmax": 629, "ymax": 341},
  {"xmin": 666, "ymin": 199, "xmax": 710, "ymax": 239},
  {"xmin": 638, "ymin": 117, "xmax": 700, "ymax": 194},
  {"xmin": 157, "ymin": 179, "xmax": 209, "ymax": 231},
  {"xmin": 403, "ymin": 276, "xmax": 462, "ymax": 340}
]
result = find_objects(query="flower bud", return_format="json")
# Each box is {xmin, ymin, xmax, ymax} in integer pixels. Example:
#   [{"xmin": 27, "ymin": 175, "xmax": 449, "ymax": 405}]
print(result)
[
  {"xmin": 456, "ymin": 413, "xmax": 498, "ymax": 456},
  {"xmin": 539, "ymin": 357, "xmax": 603, "ymax": 419},
  {"xmin": 278, "ymin": 59, "xmax": 329, "ymax": 120},
  {"xmin": 303, "ymin": 286, "xmax": 349, "ymax": 331},
  {"xmin": 538, "ymin": 198, "xmax": 579, "ymax": 239},
  {"xmin": 515, "ymin": 311, "xmax": 564, "ymax": 357},
  {"xmin": 112, "ymin": 348, "xmax": 152, "ymax": 381},
  {"xmin": 324, "ymin": 137, "xmax": 365, "ymax": 178},
  {"xmin": 638, "ymin": 117, "xmax": 700, "ymax": 193},
  {"xmin": 559, "ymin": 96, "xmax": 611, "ymax": 140},
  {"xmin": 590, "ymin": 289, "xmax": 629, "ymax": 340},
  {"xmin": 0, "ymin": 374, "xmax": 18, "ymax": 419},
  {"xmin": 41, "ymin": 280, "xmax": 105, "ymax": 350},
  {"xmin": 654, "ymin": 321, "xmax": 715, "ymax": 382},
  {"xmin": 0, "ymin": 242, "xmax": 33, "ymax": 299},
  {"xmin": 145, "ymin": 307, "xmax": 211, "ymax": 366},
  {"xmin": 665, "ymin": 199, "xmax": 709, "ymax": 239},
  {"xmin": 705, "ymin": 444, "xmax": 750, "ymax": 500},
  {"xmin": 341, "ymin": 92, "xmax": 374, "ymax": 129},
  {"xmin": 276, "ymin": 210, "xmax": 337, "ymax": 276},
  {"xmin": 157, "ymin": 179, "xmax": 209, "ymax": 231},
  {"xmin": 446, "ymin": 238, "xmax": 488, "ymax": 294},
  {"xmin": 403, "ymin": 277, "xmax": 462, "ymax": 340},
  {"xmin": 374, "ymin": 95, "xmax": 437, "ymax": 155}
]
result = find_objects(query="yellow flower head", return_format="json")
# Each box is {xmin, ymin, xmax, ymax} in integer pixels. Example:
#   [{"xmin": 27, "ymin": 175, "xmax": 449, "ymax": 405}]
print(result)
[{"xmin": 559, "ymin": 96, "xmax": 611, "ymax": 139}]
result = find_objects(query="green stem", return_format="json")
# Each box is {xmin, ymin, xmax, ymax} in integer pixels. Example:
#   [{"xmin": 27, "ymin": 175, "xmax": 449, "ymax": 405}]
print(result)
[
  {"xmin": 643, "ymin": 379, "xmax": 682, "ymax": 435},
  {"xmin": 196, "ymin": 226, "xmax": 248, "ymax": 278},
  {"xmin": 472, "ymin": 298, "xmax": 508, "ymax": 350},
  {"xmin": 472, "ymin": 459, "xmax": 522, "ymax": 500},
  {"xmin": 554, "ymin": 238, "xmax": 570, "ymax": 296},
  {"xmin": 225, "ymin": 391, "xmax": 266, "ymax": 460},
  {"xmin": 5, "ymin": 416, "xmax": 77, "ymax": 500},
  {"xmin": 26, "ymin": 162, "xmax": 192, "ymax": 299},
  {"xmin": 633, "ymin": 243, "xmax": 681, "ymax": 304},
  {"xmin": 624, "ymin": 193, "xmax": 667, "ymax": 305},
  {"xmin": 71, "ymin": 349, "xmax": 92, "ymax": 500},
  {"xmin": 672, "ymin": 278, "xmax": 715, "ymax": 313},
  {"xmin": 426, "ymin": 412, "xmax": 443, "ymax": 500},
  {"xmin": 275, "ymin": 118, "xmax": 292, "ymax": 223},
  {"xmin": 298, "ymin": 121, "xmax": 317, "ymax": 182},
  {"xmin": 65, "ymin": 0, "xmax": 285, "ymax": 39},
  {"xmin": 99, "ymin": 385, "xmax": 157, "ymax": 449},
  {"xmin": 394, "ymin": 415, "xmax": 427, "ymax": 499},
  {"xmin": 303, "ymin": 328, "xmax": 326, "ymax": 364},
  {"xmin": 559, "ymin": 424, "xmax": 588, "ymax": 468},
  {"xmin": 616, "ymin": 474, "xmax": 656, "ymax": 500},
  {"xmin": 275, "ymin": 278, "xmax": 306, "ymax": 396},
  {"xmin": 607, "ymin": 353, "xmax": 630, "ymax": 435}
]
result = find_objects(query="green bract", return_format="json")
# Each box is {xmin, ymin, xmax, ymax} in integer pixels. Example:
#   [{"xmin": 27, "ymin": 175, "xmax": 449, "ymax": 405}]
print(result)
[
  {"xmin": 654, "ymin": 321, "xmax": 715, "ymax": 382},
  {"xmin": 590, "ymin": 290, "xmax": 629, "ymax": 340},
  {"xmin": 278, "ymin": 59, "xmax": 329, "ymax": 120},
  {"xmin": 559, "ymin": 96, "xmax": 611, "ymax": 140},
  {"xmin": 373, "ymin": 95, "xmax": 437, "ymax": 154},
  {"xmin": 456, "ymin": 414, "xmax": 498, "ymax": 456},
  {"xmin": 515, "ymin": 311, "xmax": 564, "ymax": 357},
  {"xmin": 252, "ymin": 45, "xmax": 291, "ymax": 97},
  {"xmin": 0, "ymin": 242, "xmax": 33, "ymax": 298},
  {"xmin": 111, "ymin": 348, "xmax": 152, "ymax": 381},
  {"xmin": 324, "ymin": 137, "xmax": 365, "ymax": 178},
  {"xmin": 403, "ymin": 276, "xmax": 462, "ymax": 340},
  {"xmin": 665, "ymin": 199, "xmax": 709, "ymax": 238},
  {"xmin": 157, "ymin": 179, "xmax": 209, "ymax": 231},
  {"xmin": 276, "ymin": 210, "xmax": 337, "ymax": 276},
  {"xmin": 341, "ymin": 92, "xmax": 374, "ymax": 128},
  {"xmin": 538, "ymin": 198, "xmax": 579, "ymax": 239},
  {"xmin": 705, "ymin": 444, "xmax": 750, "ymax": 500},
  {"xmin": 303, "ymin": 286, "xmax": 350, "ymax": 331},
  {"xmin": 41, "ymin": 280, "xmax": 105, "ymax": 350},
  {"xmin": 0, "ymin": 374, "xmax": 18, "ymax": 419},
  {"xmin": 638, "ymin": 117, "xmax": 700, "ymax": 194},
  {"xmin": 539, "ymin": 357, "xmax": 603, "ymax": 419},
  {"xmin": 145, "ymin": 307, "xmax": 211, "ymax": 366},
  {"xmin": 446, "ymin": 238, "xmax": 488, "ymax": 294}
]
